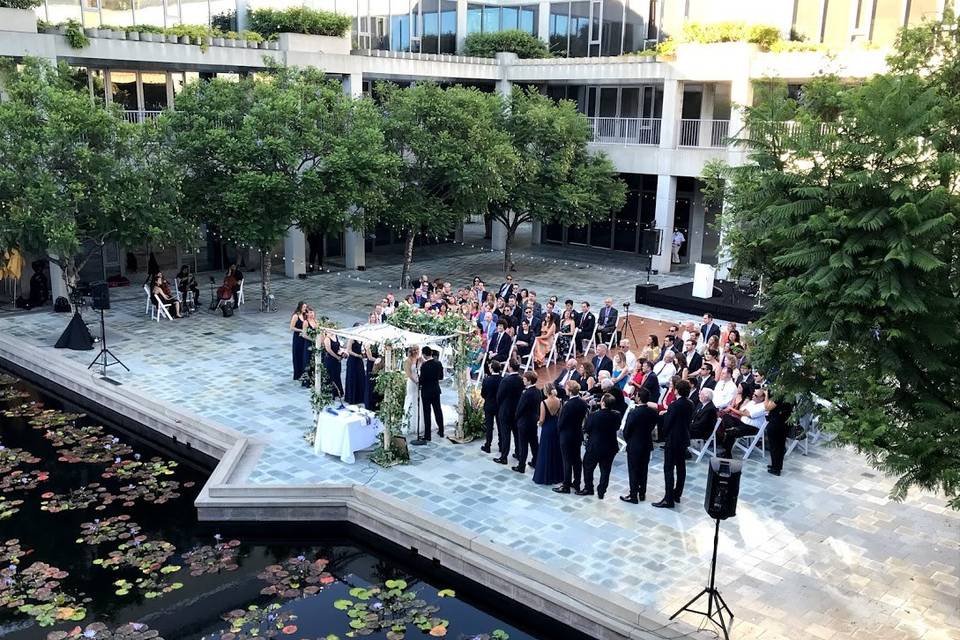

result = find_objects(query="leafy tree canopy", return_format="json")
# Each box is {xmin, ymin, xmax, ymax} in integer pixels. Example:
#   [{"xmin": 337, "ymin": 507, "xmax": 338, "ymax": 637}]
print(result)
[{"xmin": 707, "ymin": 13, "xmax": 960, "ymax": 507}]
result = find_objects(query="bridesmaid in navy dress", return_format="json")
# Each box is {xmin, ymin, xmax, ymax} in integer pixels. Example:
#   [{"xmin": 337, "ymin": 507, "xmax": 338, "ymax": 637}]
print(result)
[
  {"xmin": 533, "ymin": 382, "xmax": 564, "ymax": 486},
  {"xmin": 322, "ymin": 329, "xmax": 345, "ymax": 398},
  {"xmin": 344, "ymin": 324, "xmax": 367, "ymax": 405},
  {"xmin": 300, "ymin": 306, "xmax": 319, "ymax": 387},
  {"xmin": 290, "ymin": 301, "xmax": 306, "ymax": 381}
]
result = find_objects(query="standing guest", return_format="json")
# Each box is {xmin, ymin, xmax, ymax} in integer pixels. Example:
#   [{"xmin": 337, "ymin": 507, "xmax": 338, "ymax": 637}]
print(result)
[
  {"xmin": 653, "ymin": 379, "xmax": 693, "ymax": 509},
  {"xmin": 480, "ymin": 360, "xmax": 502, "ymax": 454},
  {"xmin": 321, "ymin": 327, "xmax": 346, "ymax": 398},
  {"xmin": 592, "ymin": 343, "xmax": 613, "ymax": 375},
  {"xmin": 639, "ymin": 334, "xmax": 660, "ymax": 362},
  {"xmin": 493, "ymin": 360, "xmax": 523, "ymax": 464},
  {"xmin": 701, "ymin": 313, "xmax": 720, "ymax": 343},
  {"xmin": 577, "ymin": 301, "xmax": 596, "ymax": 354},
  {"xmin": 532, "ymin": 313, "xmax": 557, "ymax": 367},
  {"xmin": 343, "ymin": 327, "xmax": 367, "ymax": 405},
  {"xmin": 177, "ymin": 265, "xmax": 200, "ymax": 308},
  {"xmin": 553, "ymin": 358, "xmax": 582, "ymax": 400},
  {"xmin": 690, "ymin": 388, "xmax": 718, "ymax": 440},
  {"xmin": 533, "ymin": 383, "xmax": 564, "ymax": 486},
  {"xmin": 513, "ymin": 372, "xmax": 541, "ymax": 473},
  {"xmin": 552, "ymin": 380, "xmax": 588, "ymax": 494},
  {"xmin": 672, "ymin": 228, "xmax": 685, "ymax": 263},
  {"xmin": 620, "ymin": 387, "xmax": 657, "ymax": 503},
  {"xmin": 766, "ymin": 394, "xmax": 794, "ymax": 476},
  {"xmin": 290, "ymin": 301, "xmax": 307, "ymax": 382},
  {"xmin": 300, "ymin": 306, "xmax": 320, "ymax": 387},
  {"xmin": 595, "ymin": 298, "xmax": 619, "ymax": 346},
  {"xmin": 418, "ymin": 347, "xmax": 445, "ymax": 440},
  {"xmin": 576, "ymin": 393, "xmax": 622, "ymax": 500},
  {"xmin": 363, "ymin": 343, "xmax": 380, "ymax": 411},
  {"xmin": 555, "ymin": 309, "xmax": 577, "ymax": 359}
]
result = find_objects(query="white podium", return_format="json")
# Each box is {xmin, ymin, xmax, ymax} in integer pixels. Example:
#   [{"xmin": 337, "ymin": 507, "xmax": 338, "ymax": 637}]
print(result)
[{"xmin": 692, "ymin": 263, "xmax": 716, "ymax": 299}]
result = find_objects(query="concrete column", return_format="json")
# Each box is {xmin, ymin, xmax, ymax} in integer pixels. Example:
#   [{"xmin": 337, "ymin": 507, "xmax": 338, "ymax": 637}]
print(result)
[
  {"xmin": 345, "ymin": 226, "xmax": 365, "ymax": 271},
  {"xmin": 456, "ymin": 0, "xmax": 468, "ymax": 53},
  {"xmin": 653, "ymin": 174, "xmax": 677, "ymax": 274},
  {"xmin": 530, "ymin": 220, "xmax": 542, "ymax": 245},
  {"xmin": 284, "ymin": 226, "xmax": 306, "ymax": 278},
  {"xmin": 495, "ymin": 52, "xmax": 517, "ymax": 100},
  {"xmin": 688, "ymin": 183, "xmax": 706, "ymax": 265},
  {"xmin": 165, "ymin": 71, "xmax": 175, "ymax": 109},
  {"xmin": 236, "ymin": 0, "xmax": 249, "ymax": 31},
  {"xmin": 343, "ymin": 72, "xmax": 363, "ymax": 99},
  {"xmin": 537, "ymin": 0, "xmax": 551, "ymax": 45},
  {"xmin": 47, "ymin": 254, "xmax": 68, "ymax": 302},
  {"xmin": 491, "ymin": 219, "xmax": 508, "ymax": 251},
  {"xmin": 659, "ymin": 79, "xmax": 682, "ymax": 149},
  {"xmin": 728, "ymin": 76, "xmax": 753, "ymax": 143},
  {"xmin": 698, "ymin": 83, "xmax": 715, "ymax": 147},
  {"xmin": 103, "ymin": 70, "xmax": 112, "ymax": 106}
]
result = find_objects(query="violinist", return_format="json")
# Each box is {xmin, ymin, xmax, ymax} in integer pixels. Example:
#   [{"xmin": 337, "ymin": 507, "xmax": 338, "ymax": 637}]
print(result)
[{"xmin": 151, "ymin": 273, "xmax": 183, "ymax": 318}]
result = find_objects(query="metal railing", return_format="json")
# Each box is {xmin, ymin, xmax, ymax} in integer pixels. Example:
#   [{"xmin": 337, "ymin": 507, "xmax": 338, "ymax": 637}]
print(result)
[
  {"xmin": 121, "ymin": 110, "xmax": 163, "ymax": 123},
  {"xmin": 678, "ymin": 119, "xmax": 730, "ymax": 148},
  {"xmin": 587, "ymin": 117, "xmax": 661, "ymax": 146}
]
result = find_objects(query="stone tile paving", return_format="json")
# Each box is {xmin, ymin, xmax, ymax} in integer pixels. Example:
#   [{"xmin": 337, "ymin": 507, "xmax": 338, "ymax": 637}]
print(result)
[{"xmin": 1, "ymin": 238, "xmax": 957, "ymax": 640}]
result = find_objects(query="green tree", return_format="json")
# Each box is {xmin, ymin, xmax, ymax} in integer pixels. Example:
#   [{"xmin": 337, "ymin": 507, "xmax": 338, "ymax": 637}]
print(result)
[
  {"xmin": 0, "ymin": 59, "xmax": 184, "ymax": 296},
  {"xmin": 710, "ymin": 14, "xmax": 960, "ymax": 507},
  {"xmin": 164, "ymin": 65, "xmax": 396, "ymax": 302},
  {"xmin": 489, "ymin": 88, "xmax": 625, "ymax": 272},
  {"xmin": 377, "ymin": 82, "xmax": 516, "ymax": 287}
]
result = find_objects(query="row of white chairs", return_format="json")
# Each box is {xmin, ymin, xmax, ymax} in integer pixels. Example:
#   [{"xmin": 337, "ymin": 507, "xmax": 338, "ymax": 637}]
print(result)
[{"xmin": 143, "ymin": 279, "xmax": 245, "ymax": 322}]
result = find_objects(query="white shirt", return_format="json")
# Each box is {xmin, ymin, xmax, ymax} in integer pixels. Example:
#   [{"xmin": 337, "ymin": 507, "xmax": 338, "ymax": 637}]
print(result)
[
  {"xmin": 653, "ymin": 361, "xmax": 676, "ymax": 386},
  {"xmin": 673, "ymin": 231, "xmax": 685, "ymax": 246},
  {"xmin": 713, "ymin": 379, "xmax": 737, "ymax": 409},
  {"xmin": 740, "ymin": 401, "xmax": 767, "ymax": 428},
  {"xmin": 623, "ymin": 350, "xmax": 637, "ymax": 373}
]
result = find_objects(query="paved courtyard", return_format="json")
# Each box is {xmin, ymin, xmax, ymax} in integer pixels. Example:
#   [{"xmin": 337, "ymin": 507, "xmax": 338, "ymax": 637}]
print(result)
[{"xmin": 1, "ymin": 237, "xmax": 958, "ymax": 640}]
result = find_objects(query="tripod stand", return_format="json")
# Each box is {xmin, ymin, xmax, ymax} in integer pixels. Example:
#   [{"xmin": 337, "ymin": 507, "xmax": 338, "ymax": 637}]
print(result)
[
  {"xmin": 87, "ymin": 308, "xmax": 129, "ymax": 377},
  {"xmin": 670, "ymin": 518, "xmax": 734, "ymax": 640},
  {"xmin": 618, "ymin": 303, "xmax": 642, "ymax": 349}
]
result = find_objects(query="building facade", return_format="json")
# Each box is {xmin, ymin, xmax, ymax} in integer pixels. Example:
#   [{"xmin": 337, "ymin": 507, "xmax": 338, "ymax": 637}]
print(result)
[{"xmin": 0, "ymin": 0, "xmax": 943, "ymax": 297}]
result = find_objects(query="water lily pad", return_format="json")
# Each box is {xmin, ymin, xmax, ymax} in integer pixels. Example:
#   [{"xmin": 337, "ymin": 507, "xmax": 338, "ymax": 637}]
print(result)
[
  {"xmin": 45, "ymin": 621, "xmax": 165, "ymax": 639},
  {"xmin": 40, "ymin": 484, "xmax": 109, "ymax": 513},
  {"xmin": 436, "ymin": 589, "xmax": 455, "ymax": 598},
  {"xmin": 2, "ymin": 401, "xmax": 45, "ymax": 418},
  {"xmin": 0, "ymin": 495, "xmax": 24, "ymax": 520},
  {"xmin": 29, "ymin": 409, "xmax": 86, "ymax": 429},
  {"xmin": 214, "ymin": 602, "xmax": 296, "ymax": 640},
  {"xmin": 0, "ymin": 469, "xmax": 49, "ymax": 493},
  {"xmin": 0, "ymin": 388, "xmax": 30, "ymax": 402},
  {"xmin": 55, "ymin": 433, "xmax": 133, "ymax": 464},
  {"xmin": 0, "ymin": 446, "xmax": 41, "ymax": 475},
  {"xmin": 93, "ymin": 538, "xmax": 175, "ymax": 574},
  {"xmin": 181, "ymin": 537, "xmax": 241, "ymax": 576},
  {"xmin": 100, "ymin": 457, "xmax": 177, "ymax": 481},
  {"xmin": 0, "ymin": 373, "xmax": 19, "ymax": 386},
  {"xmin": 0, "ymin": 538, "xmax": 32, "ymax": 565},
  {"xmin": 77, "ymin": 515, "xmax": 140, "ymax": 545},
  {"xmin": 257, "ymin": 553, "xmax": 334, "ymax": 600},
  {"xmin": 0, "ymin": 560, "xmax": 85, "ymax": 627}
]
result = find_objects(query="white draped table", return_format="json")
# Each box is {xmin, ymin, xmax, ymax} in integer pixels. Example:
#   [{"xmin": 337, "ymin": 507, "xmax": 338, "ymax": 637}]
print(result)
[{"xmin": 314, "ymin": 405, "xmax": 384, "ymax": 464}]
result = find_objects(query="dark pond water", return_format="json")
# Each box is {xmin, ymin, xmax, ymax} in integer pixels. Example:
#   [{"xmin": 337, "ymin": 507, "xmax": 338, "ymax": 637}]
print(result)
[{"xmin": 0, "ymin": 373, "xmax": 573, "ymax": 640}]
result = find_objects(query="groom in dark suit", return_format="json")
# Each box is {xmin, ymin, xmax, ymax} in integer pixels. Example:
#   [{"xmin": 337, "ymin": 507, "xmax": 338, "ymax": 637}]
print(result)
[{"xmin": 418, "ymin": 347, "xmax": 444, "ymax": 440}]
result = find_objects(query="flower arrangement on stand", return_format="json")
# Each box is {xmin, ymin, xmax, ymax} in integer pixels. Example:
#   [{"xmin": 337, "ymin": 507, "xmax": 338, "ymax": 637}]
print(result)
[{"xmin": 462, "ymin": 385, "xmax": 485, "ymax": 442}]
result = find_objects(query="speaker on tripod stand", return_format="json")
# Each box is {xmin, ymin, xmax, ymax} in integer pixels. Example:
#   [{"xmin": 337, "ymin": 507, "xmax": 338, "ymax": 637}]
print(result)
[{"xmin": 87, "ymin": 280, "xmax": 129, "ymax": 377}]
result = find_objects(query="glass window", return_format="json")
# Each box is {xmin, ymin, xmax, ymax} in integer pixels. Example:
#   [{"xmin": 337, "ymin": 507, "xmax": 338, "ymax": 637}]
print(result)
[
  {"xmin": 89, "ymin": 69, "xmax": 106, "ymax": 106},
  {"xmin": 390, "ymin": 13, "xmax": 410, "ymax": 50},
  {"xmin": 179, "ymin": 0, "xmax": 208, "ymax": 26},
  {"xmin": 622, "ymin": 0, "xmax": 645, "ymax": 53},
  {"xmin": 568, "ymin": 1, "xmax": 590, "ymax": 57},
  {"xmin": 483, "ymin": 4, "xmax": 500, "ymax": 32},
  {"xmin": 163, "ymin": 0, "xmax": 179, "ymax": 27},
  {"xmin": 549, "ymin": 1, "xmax": 569, "ymax": 56},
  {"xmin": 82, "ymin": 0, "xmax": 101, "ymax": 28},
  {"xmin": 501, "ymin": 6, "xmax": 518, "ymax": 29},
  {"xmin": 519, "ymin": 5, "xmax": 536, "ymax": 34},
  {"xmin": 620, "ymin": 87, "xmax": 639, "ymax": 117},
  {"xmin": 601, "ymin": 0, "xmax": 622, "ymax": 55},
  {"xmin": 134, "ymin": 0, "xmax": 165, "ymax": 29},
  {"xmin": 47, "ymin": 0, "xmax": 83, "ymax": 24},
  {"xmin": 440, "ymin": 0, "xmax": 456, "ymax": 53},
  {"xmin": 141, "ymin": 72, "xmax": 167, "ymax": 111},
  {"xmin": 110, "ymin": 71, "xmax": 139, "ymax": 111},
  {"xmin": 598, "ymin": 87, "xmax": 617, "ymax": 116},
  {"xmin": 467, "ymin": 3, "xmax": 483, "ymax": 33}
]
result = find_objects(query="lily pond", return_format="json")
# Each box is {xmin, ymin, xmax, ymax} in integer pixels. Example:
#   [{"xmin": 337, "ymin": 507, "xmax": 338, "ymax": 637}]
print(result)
[{"xmin": 0, "ymin": 372, "xmax": 568, "ymax": 640}]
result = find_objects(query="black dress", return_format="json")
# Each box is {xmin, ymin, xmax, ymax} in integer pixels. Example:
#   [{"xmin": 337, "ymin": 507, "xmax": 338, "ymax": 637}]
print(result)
[
  {"xmin": 515, "ymin": 328, "xmax": 534, "ymax": 359},
  {"xmin": 344, "ymin": 341, "xmax": 366, "ymax": 405},
  {"xmin": 533, "ymin": 401, "xmax": 564, "ymax": 485},
  {"xmin": 292, "ymin": 318, "xmax": 306, "ymax": 381},
  {"xmin": 364, "ymin": 356, "xmax": 378, "ymax": 411},
  {"xmin": 323, "ymin": 337, "xmax": 344, "ymax": 398}
]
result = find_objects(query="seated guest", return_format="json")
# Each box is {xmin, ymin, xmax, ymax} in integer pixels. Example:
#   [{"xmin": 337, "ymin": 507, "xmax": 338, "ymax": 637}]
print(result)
[
  {"xmin": 712, "ymin": 367, "xmax": 738, "ymax": 410},
  {"xmin": 703, "ymin": 347, "xmax": 722, "ymax": 373},
  {"xmin": 638, "ymin": 360, "xmax": 661, "ymax": 402},
  {"xmin": 690, "ymin": 388, "xmax": 718, "ymax": 439},
  {"xmin": 719, "ymin": 388, "xmax": 768, "ymax": 457},
  {"xmin": 679, "ymin": 339, "xmax": 702, "ymax": 376},
  {"xmin": 229, "ymin": 264, "xmax": 243, "ymax": 306},
  {"xmin": 151, "ymin": 273, "xmax": 183, "ymax": 318},
  {"xmin": 611, "ymin": 352, "xmax": 630, "ymax": 391},
  {"xmin": 656, "ymin": 376, "xmax": 681, "ymax": 413},
  {"xmin": 701, "ymin": 334, "xmax": 720, "ymax": 357},
  {"xmin": 217, "ymin": 267, "xmax": 238, "ymax": 305},
  {"xmin": 532, "ymin": 313, "xmax": 556, "ymax": 367},
  {"xmin": 543, "ymin": 301, "xmax": 561, "ymax": 329},
  {"xmin": 576, "ymin": 301, "xmax": 596, "ymax": 354},
  {"xmin": 487, "ymin": 321, "xmax": 513, "ymax": 364},
  {"xmin": 578, "ymin": 361, "xmax": 597, "ymax": 394},
  {"xmin": 595, "ymin": 298, "xmax": 619, "ymax": 346},
  {"xmin": 527, "ymin": 290, "xmax": 543, "ymax": 317},
  {"xmin": 177, "ymin": 265, "xmax": 200, "ymax": 308},
  {"xmin": 619, "ymin": 339, "xmax": 637, "ymax": 373},
  {"xmin": 653, "ymin": 350, "xmax": 677, "ymax": 387},
  {"xmin": 497, "ymin": 275, "xmax": 514, "ymax": 299},
  {"xmin": 600, "ymin": 379, "xmax": 628, "ymax": 415},
  {"xmin": 553, "ymin": 358, "xmax": 581, "ymax": 399},
  {"xmin": 522, "ymin": 306, "xmax": 542, "ymax": 334},
  {"xmin": 555, "ymin": 309, "xmax": 577, "ymax": 359},
  {"xmin": 639, "ymin": 334, "xmax": 660, "ymax": 362},
  {"xmin": 592, "ymin": 343, "xmax": 613, "ymax": 375},
  {"xmin": 689, "ymin": 363, "xmax": 717, "ymax": 397},
  {"xmin": 478, "ymin": 311, "xmax": 497, "ymax": 346},
  {"xmin": 515, "ymin": 319, "xmax": 534, "ymax": 360}
]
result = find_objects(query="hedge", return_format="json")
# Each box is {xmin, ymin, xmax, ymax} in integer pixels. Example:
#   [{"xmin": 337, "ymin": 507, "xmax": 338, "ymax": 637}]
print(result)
[
  {"xmin": 462, "ymin": 30, "xmax": 550, "ymax": 59},
  {"xmin": 247, "ymin": 7, "xmax": 351, "ymax": 39},
  {"xmin": 0, "ymin": 0, "xmax": 43, "ymax": 9}
]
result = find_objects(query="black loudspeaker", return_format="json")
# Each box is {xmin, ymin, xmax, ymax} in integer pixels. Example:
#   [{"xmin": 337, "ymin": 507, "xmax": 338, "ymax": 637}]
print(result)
[
  {"xmin": 90, "ymin": 280, "xmax": 110, "ymax": 311},
  {"xmin": 635, "ymin": 283, "xmax": 658, "ymax": 304},
  {"xmin": 704, "ymin": 458, "xmax": 742, "ymax": 520},
  {"xmin": 640, "ymin": 229, "xmax": 662, "ymax": 255}
]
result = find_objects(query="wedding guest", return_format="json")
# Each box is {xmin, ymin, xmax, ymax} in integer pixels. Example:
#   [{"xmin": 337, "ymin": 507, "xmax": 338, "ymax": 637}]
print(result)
[
  {"xmin": 553, "ymin": 358, "xmax": 581, "ymax": 400},
  {"xmin": 322, "ymin": 327, "xmax": 346, "ymax": 398},
  {"xmin": 653, "ymin": 379, "xmax": 693, "ymax": 509},
  {"xmin": 344, "ymin": 326, "xmax": 367, "ymax": 405},
  {"xmin": 592, "ymin": 343, "xmax": 613, "ymax": 375},
  {"xmin": 595, "ymin": 298, "xmax": 619, "ymax": 346},
  {"xmin": 576, "ymin": 301, "xmax": 596, "ymax": 354},
  {"xmin": 611, "ymin": 352, "xmax": 630, "ymax": 391},
  {"xmin": 639, "ymin": 334, "xmax": 660, "ymax": 362},
  {"xmin": 621, "ymin": 387, "xmax": 657, "ymax": 503},
  {"xmin": 690, "ymin": 388, "xmax": 718, "ymax": 440},
  {"xmin": 515, "ymin": 319, "xmax": 534, "ymax": 361},
  {"xmin": 289, "ymin": 301, "xmax": 307, "ymax": 381},
  {"xmin": 513, "ymin": 372, "xmax": 541, "ymax": 473},
  {"xmin": 553, "ymin": 380, "xmax": 588, "ymax": 494},
  {"xmin": 577, "ymin": 393, "xmax": 622, "ymax": 500},
  {"xmin": 493, "ymin": 360, "xmax": 523, "ymax": 464},
  {"xmin": 766, "ymin": 393, "xmax": 794, "ymax": 476},
  {"xmin": 533, "ymin": 313, "xmax": 556, "ymax": 367},
  {"xmin": 363, "ymin": 343, "xmax": 379, "ymax": 411},
  {"xmin": 300, "ymin": 307, "xmax": 319, "ymax": 387},
  {"xmin": 533, "ymin": 382, "xmax": 564, "ymax": 486},
  {"xmin": 719, "ymin": 388, "xmax": 768, "ymax": 457},
  {"xmin": 480, "ymin": 360, "xmax": 502, "ymax": 454},
  {"xmin": 556, "ymin": 309, "xmax": 577, "ymax": 360},
  {"xmin": 619, "ymin": 339, "xmax": 637, "ymax": 373},
  {"xmin": 579, "ymin": 361, "xmax": 597, "ymax": 393}
]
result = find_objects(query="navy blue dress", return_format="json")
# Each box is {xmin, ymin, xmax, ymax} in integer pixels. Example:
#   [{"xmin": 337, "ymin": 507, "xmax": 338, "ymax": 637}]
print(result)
[
  {"xmin": 323, "ymin": 336, "xmax": 344, "ymax": 398},
  {"xmin": 533, "ymin": 401, "xmax": 564, "ymax": 486},
  {"xmin": 292, "ymin": 317, "xmax": 305, "ymax": 381},
  {"xmin": 344, "ymin": 341, "xmax": 366, "ymax": 405}
]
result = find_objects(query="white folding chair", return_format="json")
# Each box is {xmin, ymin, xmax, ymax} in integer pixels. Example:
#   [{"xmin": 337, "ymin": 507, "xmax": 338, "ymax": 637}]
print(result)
[
  {"xmin": 734, "ymin": 420, "xmax": 768, "ymax": 460},
  {"xmin": 143, "ymin": 284, "xmax": 154, "ymax": 316},
  {"xmin": 688, "ymin": 417, "xmax": 720, "ymax": 463},
  {"xmin": 562, "ymin": 327, "xmax": 579, "ymax": 363},
  {"xmin": 235, "ymin": 279, "xmax": 245, "ymax": 307},
  {"xmin": 522, "ymin": 349, "xmax": 535, "ymax": 372},
  {"xmin": 785, "ymin": 415, "xmax": 810, "ymax": 456},
  {"xmin": 581, "ymin": 332, "xmax": 597, "ymax": 357},
  {"xmin": 153, "ymin": 294, "xmax": 174, "ymax": 322},
  {"xmin": 473, "ymin": 350, "xmax": 488, "ymax": 385}
]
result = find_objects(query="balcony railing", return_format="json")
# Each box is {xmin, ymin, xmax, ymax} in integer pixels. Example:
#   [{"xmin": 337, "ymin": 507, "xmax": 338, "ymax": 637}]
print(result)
[
  {"xmin": 121, "ymin": 110, "xmax": 162, "ymax": 123},
  {"xmin": 587, "ymin": 117, "xmax": 661, "ymax": 146},
  {"xmin": 678, "ymin": 119, "xmax": 730, "ymax": 148}
]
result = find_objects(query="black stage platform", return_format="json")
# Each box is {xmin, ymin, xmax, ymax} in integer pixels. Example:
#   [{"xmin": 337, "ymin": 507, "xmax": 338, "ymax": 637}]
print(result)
[{"xmin": 643, "ymin": 280, "xmax": 763, "ymax": 324}]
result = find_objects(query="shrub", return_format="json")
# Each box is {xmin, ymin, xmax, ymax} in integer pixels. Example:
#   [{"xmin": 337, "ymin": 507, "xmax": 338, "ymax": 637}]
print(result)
[
  {"xmin": 680, "ymin": 21, "xmax": 781, "ymax": 50},
  {"xmin": 63, "ymin": 19, "xmax": 88, "ymax": 49},
  {"xmin": 125, "ymin": 24, "xmax": 164, "ymax": 33},
  {"xmin": 247, "ymin": 7, "xmax": 351, "ymax": 39},
  {"xmin": 462, "ymin": 30, "xmax": 550, "ymax": 58},
  {"xmin": 211, "ymin": 9, "xmax": 236, "ymax": 32},
  {"xmin": 0, "ymin": 0, "xmax": 43, "ymax": 9}
]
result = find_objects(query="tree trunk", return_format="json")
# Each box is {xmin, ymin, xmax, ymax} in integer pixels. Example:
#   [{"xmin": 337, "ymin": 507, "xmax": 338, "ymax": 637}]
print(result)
[
  {"xmin": 261, "ymin": 249, "xmax": 272, "ymax": 308},
  {"xmin": 503, "ymin": 224, "xmax": 517, "ymax": 274},
  {"xmin": 63, "ymin": 259, "xmax": 79, "ymax": 311},
  {"xmin": 400, "ymin": 232, "xmax": 415, "ymax": 289},
  {"xmin": 483, "ymin": 213, "xmax": 492, "ymax": 240}
]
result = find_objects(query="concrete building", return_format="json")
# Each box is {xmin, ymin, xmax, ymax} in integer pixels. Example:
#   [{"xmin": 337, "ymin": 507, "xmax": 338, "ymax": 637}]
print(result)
[{"xmin": 0, "ymin": 0, "xmax": 943, "ymax": 297}]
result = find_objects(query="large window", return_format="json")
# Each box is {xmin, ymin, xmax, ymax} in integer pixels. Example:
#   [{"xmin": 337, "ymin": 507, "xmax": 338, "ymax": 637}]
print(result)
[
  {"xmin": 141, "ymin": 72, "xmax": 167, "ymax": 111},
  {"xmin": 46, "ymin": 0, "xmax": 82, "ymax": 23},
  {"xmin": 549, "ymin": 2, "xmax": 570, "ymax": 55},
  {"xmin": 601, "ymin": 0, "xmax": 623, "ymax": 55},
  {"xmin": 568, "ymin": 1, "xmax": 590, "ymax": 57},
  {"xmin": 110, "ymin": 71, "xmax": 138, "ymax": 110}
]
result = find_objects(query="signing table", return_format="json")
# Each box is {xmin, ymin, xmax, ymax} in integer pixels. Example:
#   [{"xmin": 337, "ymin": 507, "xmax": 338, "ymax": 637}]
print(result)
[{"xmin": 314, "ymin": 405, "xmax": 384, "ymax": 464}]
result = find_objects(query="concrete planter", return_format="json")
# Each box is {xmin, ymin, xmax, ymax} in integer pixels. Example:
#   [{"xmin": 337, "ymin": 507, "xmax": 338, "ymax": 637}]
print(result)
[
  {"xmin": 247, "ymin": 40, "xmax": 259, "ymax": 48},
  {"xmin": 0, "ymin": 7, "xmax": 37, "ymax": 33},
  {"xmin": 84, "ymin": 27, "xmax": 97, "ymax": 38},
  {"xmin": 166, "ymin": 34, "xmax": 178, "ymax": 43},
  {"xmin": 141, "ymin": 32, "xmax": 156, "ymax": 42},
  {"xmin": 277, "ymin": 32, "xmax": 352, "ymax": 55},
  {"xmin": 179, "ymin": 35, "xmax": 191, "ymax": 44},
  {"xmin": 213, "ymin": 37, "xmax": 225, "ymax": 47},
  {"xmin": 126, "ymin": 31, "xmax": 140, "ymax": 41},
  {"xmin": 268, "ymin": 41, "xmax": 279, "ymax": 50},
  {"xmin": 224, "ymin": 38, "xmax": 237, "ymax": 47},
  {"xmin": 95, "ymin": 29, "xmax": 113, "ymax": 39}
]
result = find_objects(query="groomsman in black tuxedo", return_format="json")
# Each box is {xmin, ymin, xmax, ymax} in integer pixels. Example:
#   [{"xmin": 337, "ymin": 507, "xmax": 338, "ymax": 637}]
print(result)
[
  {"xmin": 591, "ymin": 344, "xmax": 613, "ymax": 375},
  {"xmin": 564, "ymin": 299, "xmax": 579, "ymax": 324},
  {"xmin": 640, "ymin": 360, "xmax": 661, "ymax": 401},
  {"xmin": 654, "ymin": 379, "xmax": 694, "ymax": 508},
  {"xmin": 553, "ymin": 380, "xmax": 588, "ymax": 493},
  {"xmin": 620, "ymin": 387, "xmax": 658, "ymax": 503},
  {"xmin": 576, "ymin": 393, "xmax": 622, "ymax": 500},
  {"xmin": 513, "ymin": 372, "xmax": 541, "ymax": 473},
  {"xmin": 553, "ymin": 358, "xmax": 582, "ymax": 400},
  {"xmin": 480, "ymin": 360, "xmax": 502, "ymax": 453},
  {"xmin": 418, "ymin": 347, "xmax": 445, "ymax": 440},
  {"xmin": 595, "ymin": 298, "xmax": 619, "ymax": 346},
  {"xmin": 576, "ymin": 301, "xmax": 595, "ymax": 354},
  {"xmin": 493, "ymin": 360, "xmax": 523, "ymax": 464}
]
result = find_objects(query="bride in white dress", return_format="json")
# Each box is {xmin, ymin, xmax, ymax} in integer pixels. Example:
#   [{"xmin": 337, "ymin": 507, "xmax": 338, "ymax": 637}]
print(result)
[{"xmin": 402, "ymin": 347, "xmax": 424, "ymax": 435}]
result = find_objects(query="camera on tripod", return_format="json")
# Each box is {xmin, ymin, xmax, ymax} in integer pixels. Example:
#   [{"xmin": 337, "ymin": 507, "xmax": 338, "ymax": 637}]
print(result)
[{"xmin": 622, "ymin": 301, "xmax": 630, "ymax": 310}]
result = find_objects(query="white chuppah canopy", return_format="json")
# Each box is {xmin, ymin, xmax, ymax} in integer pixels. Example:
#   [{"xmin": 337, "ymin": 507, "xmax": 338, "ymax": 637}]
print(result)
[{"xmin": 329, "ymin": 322, "xmax": 455, "ymax": 349}]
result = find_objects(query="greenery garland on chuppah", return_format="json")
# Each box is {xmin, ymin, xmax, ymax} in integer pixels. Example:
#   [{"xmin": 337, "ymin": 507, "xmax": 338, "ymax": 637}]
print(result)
[
  {"xmin": 302, "ymin": 323, "xmax": 335, "ymax": 447},
  {"xmin": 370, "ymin": 358, "xmax": 410, "ymax": 467}
]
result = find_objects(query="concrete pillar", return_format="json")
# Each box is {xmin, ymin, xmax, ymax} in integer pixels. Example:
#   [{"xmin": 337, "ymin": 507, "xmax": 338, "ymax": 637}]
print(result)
[
  {"xmin": 688, "ymin": 183, "xmax": 706, "ymax": 265},
  {"xmin": 728, "ymin": 76, "xmax": 753, "ymax": 143},
  {"xmin": 284, "ymin": 226, "xmax": 306, "ymax": 278},
  {"xmin": 456, "ymin": 0, "xmax": 468, "ymax": 53},
  {"xmin": 530, "ymin": 220, "xmax": 542, "ymax": 245},
  {"xmin": 698, "ymin": 83, "xmax": 716, "ymax": 147},
  {"xmin": 103, "ymin": 70, "xmax": 112, "ymax": 106},
  {"xmin": 659, "ymin": 79, "xmax": 682, "ymax": 149},
  {"xmin": 47, "ymin": 254, "xmax": 68, "ymax": 302},
  {"xmin": 653, "ymin": 175, "xmax": 677, "ymax": 274},
  {"xmin": 491, "ymin": 219, "xmax": 508, "ymax": 251},
  {"xmin": 495, "ymin": 52, "xmax": 517, "ymax": 100},
  {"xmin": 343, "ymin": 72, "xmax": 363, "ymax": 99},
  {"xmin": 236, "ymin": 0, "xmax": 249, "ymax": 31},
  {"xmin": 345, "ymin": 226, "xmax": 365, "ymax": 270},
  {"xmin": 537, "ymin": 0, "xmax": 551, "ymax": 45}
]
